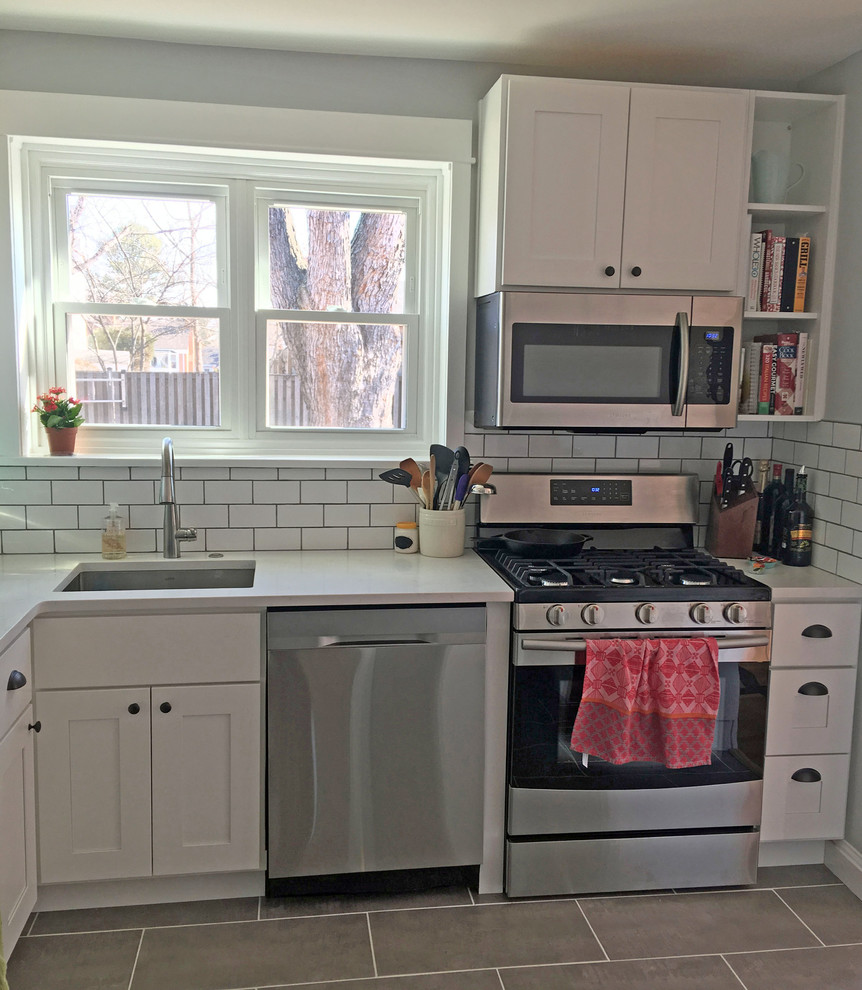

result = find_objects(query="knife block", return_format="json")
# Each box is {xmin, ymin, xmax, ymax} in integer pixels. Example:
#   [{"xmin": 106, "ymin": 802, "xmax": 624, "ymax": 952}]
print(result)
[{"xmin": 705, "ymin": 491, "xmax": 759, "ymax": 559}]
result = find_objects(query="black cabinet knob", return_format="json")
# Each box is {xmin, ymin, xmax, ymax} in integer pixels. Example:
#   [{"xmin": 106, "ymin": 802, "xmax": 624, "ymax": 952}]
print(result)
[
  {"xmin": 128, "ymin": 703, "xmax": 141, "ymax": 715},
  {"xmin": 802, "ymin": 624, "xmax": 832, "ymax": 639},
  {"xmin": 630, "ymin": 266, "xmax": 642, "ymax": 277},
  {"xmin": 28, "ymin": 720, "xmax": 41, "ymax": 733},
  {"xmin": 6, "ymin": 670, "xmax": 26, "ymax": 690},
  {"xmin": 159, "ymin": 701, "xmax": 172, "ymax": 714},
  {"xmin": 604, "ymin": 266, "xmax": 616, "ymax": 277}
]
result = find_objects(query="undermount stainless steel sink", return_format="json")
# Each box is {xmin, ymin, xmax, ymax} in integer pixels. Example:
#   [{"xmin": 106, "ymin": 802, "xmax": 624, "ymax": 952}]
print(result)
[{"xmin": 58, "ymin": 562, "xmax": 256, "ymax": 592}]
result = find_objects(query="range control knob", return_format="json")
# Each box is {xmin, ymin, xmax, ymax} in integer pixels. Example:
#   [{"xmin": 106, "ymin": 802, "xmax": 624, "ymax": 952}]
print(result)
[
  {"xmin": 690, "ymin": 602, "xmax": 713, "ymax": 625},
  {"xmin": 635, "ymin": 603, "xmax": 658, "ymax": 625},
  {"xmin": 546, "ymin": 605, "xmax": 569, "ymax": 627},
  {"xmin": 724, "ymin": 603, "xmax": 748, "ymax": 624},
  {"xmin": 581, "ymin": 604, "xmax": 605, "ymax": 626}
]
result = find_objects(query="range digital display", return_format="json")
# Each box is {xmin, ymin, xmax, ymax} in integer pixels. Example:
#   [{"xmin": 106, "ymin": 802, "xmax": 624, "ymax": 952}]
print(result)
[{"xmin": 550, "ymin": 479, "xmax": 633, "ymax": 506}]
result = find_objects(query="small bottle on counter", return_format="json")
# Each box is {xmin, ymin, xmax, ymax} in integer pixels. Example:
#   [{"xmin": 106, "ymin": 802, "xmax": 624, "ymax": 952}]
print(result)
[
  {"xmin": 771, "ymin": 467, "xmax": 795, "ymax": 560},
  {"xmin": 394, "ymin": 521, "xmax": 419, "ymax": 554},
  {"xmin": 101, "ymin": 503, "xmax": 127, "ymax": 560},
  {"xmin": 756, "ymin": 463, "xmax": 783, "ymax": 554},
  {"xmin": 784, "ymin": 467, "xmax": 813, "ymax": 567}
]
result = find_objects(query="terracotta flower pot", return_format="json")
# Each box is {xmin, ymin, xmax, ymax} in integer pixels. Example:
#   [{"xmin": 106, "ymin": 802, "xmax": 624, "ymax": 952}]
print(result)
[{"xmin": 45, "ymin": 426, "xmax": 78, "ymax": 456}]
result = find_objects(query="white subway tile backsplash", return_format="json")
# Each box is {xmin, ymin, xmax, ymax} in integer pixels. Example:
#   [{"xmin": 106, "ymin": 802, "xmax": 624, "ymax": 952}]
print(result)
[
  {"xmin": 252, "ymin": 481, "xmax": 300, "ymax": 504},
  {"xmin": 276, "ymin": 503, "xmax": 324, "ymax": 528},
  {"xmin": 54, "ymin": 529, "xmax": 101, "ymax": 554},
  {"xmin": 27, "ymin": 466, "xmax": 78, "ymax": 481},
  {"xmin": 845, "ymin": 450, "xmax": 862, "ymax": 478},
  {"xmin": 278, "ymin": 468, "xmax": 326, "ymax": 480},
  {"xmin": 528, "ymin": 434, "xmax": 573, "ymax": 458},
  {"xmin": 180, "ymin": 503, "xmax": 228, "ymax": 529},
  {"xmin": 0, "ymin": 468, "xmax": 25, "ymax": 480},
  {"xmin": 658, "ymin": 437, "xmax": 703, "ymax": 459},
  {"xmin": 26, "ymin": 505, "xmax": 78, "ymax": 530},
  {"xmin": 741, "ymin": 438, "xmax": 772, "ymax": 461},
  {"xmin": 508, "ymin": 457, "xmax": 552, "ymax": 472},
  {"xmin": 833, "ymin": 423, "xmax": 862, "ymax": 450},
  {"xmin": 370, "ymin": 504, "xmax": 418, "ymax": 527},
  {"xmin": 807, "ymin": 421, "xmax": 834, "ymax": 445},
  {"xmin": 569, "ymin": 436, "xmax": 617, "ymax": 457},
  {"xmin": 550, "ymin": 458, "xmax": 597, "ymax": 472},
  {"xmin": 125, "ymin": 529, "xmax": 157, "ymax": 553},
  {"xmin": 51, "ymin": 480, "xmax": 103, "ymax": 505},
  {"xmin": 205, "ymin": 528, "xmax": 254, "ymax": 552},
  {"xmin": 615, "ymin": 436, "xmax": 659, "ymax": 459},
  {"xmin": 347, "ymin": 480, "xmax": 393, "ymax": 503},
  {"xmin": 229, "ymin": 504, "xmax": 277, "ymax": 528},
  {"xmin": 348, "ymin": 527, "xmax": 394, "ymax": 549},
  {"xmin": 230, "ymin": 467, "xmax": 278, "ymax": 480},
  {"xmin": 0, "ymin": 481, "xmax": 51, "ymax": 506},
  {"xmin": 841, "ymin": 500, "xmax": 862, "ymax": 531},
  {"xmin": 79, "ymin": 467, "xmax": 131, "ymax": 481},
  {"xmin": 597, "ymin": 458, "xmax": 638, "ymax": 473},
  {"xmin": 819, "ymin": 446, "xmax": 847, "ymax": 474},
  {"xmin": 131, "ymin": 467, "xmax": 161, "ymax": 480},
  {"xmin": 824, "ymin": 522, "xmax": 853, "ymax": 550},
  {"xmin": 104, "ymin": 481, "xmax": 159, "ymax": 505},
  {"xmin": 793, "ymin": 442, "xmax": 820, "ymax": 468},
  {"xmin": 812, "ymin": 544, "xmax": 838, "ymax": 572},
  {"xmin": 324, "ymin": 504, "xmax": 371, "ymax": 527},
  {"xmin": 2, "ymin": 530, "xmax": 54, "ymax": 553},
  {"xmin": 254, "ymin": 528, "xmax": 301, "ymax": 551},
  {"xmin": 128, "ymin": 504, "xmax": 165, "ymax": 529},
  {"xmin": 326, "ymin": 469, "xmax": 374, "ymax": 480},
  {"xmin": 829, "ymin": 472, "xmax": 857, "ymax": 502},
  {"xmin": 203, "ymin": 480, "xmax": 253, "ymax": 504},
  {"xmin": 302, "ymin": 527, "xmax": 348, "ymax": 550},
  {"xmin": 814, "ymin": 494, "xmax": 842, "ymax": 524},
  {"xmin": 837, "ymin": 552, "xmax": 862, "ymax": 585},
  {"xmin": 0, "ymin": 507, "xmax": 26, "ymax": 530},
  {"xmin": 300, "ymin": 480, "xmax": 347, "ymax": 504},
  {"xmin": 180, "ymin": 467, "xmax": 230, "ymax": 480},
  {"xmin": 483, "ymin": 433, "xmax": 529, "ymax": 457}
]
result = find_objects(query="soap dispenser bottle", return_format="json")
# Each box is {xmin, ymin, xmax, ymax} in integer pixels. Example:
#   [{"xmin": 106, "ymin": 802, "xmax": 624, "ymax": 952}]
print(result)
[{"xmin": 101, "ymin": 503, "xmax": 127, "ymax": 560}]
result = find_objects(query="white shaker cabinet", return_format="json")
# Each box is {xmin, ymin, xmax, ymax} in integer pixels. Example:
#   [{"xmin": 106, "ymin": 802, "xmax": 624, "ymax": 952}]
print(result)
[
  {"xmin": 761, "ymin": 601, "xmax": 861, "ymax": 842},
  {"xmin": 32, "ymin": 612, "xmax": 263, "ymax": 885},
  {"xmin": 0, "ymin": 630, "xmax": 37, "ymax": 957},
  {"xmin": 475, "ymin": 75, "xmax": 748, "ymax": 295}
]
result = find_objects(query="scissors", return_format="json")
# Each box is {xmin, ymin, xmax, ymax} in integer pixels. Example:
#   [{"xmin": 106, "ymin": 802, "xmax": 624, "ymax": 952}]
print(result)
[{"xmin": 732, "ymin": 457, "xmax": 755, "ymax": 494}]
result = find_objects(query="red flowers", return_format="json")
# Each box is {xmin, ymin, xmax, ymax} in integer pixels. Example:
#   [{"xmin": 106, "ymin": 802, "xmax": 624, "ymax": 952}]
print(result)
[{"xmin": 32, "ymin": 386, "xmax": 85, "ymax": 430}]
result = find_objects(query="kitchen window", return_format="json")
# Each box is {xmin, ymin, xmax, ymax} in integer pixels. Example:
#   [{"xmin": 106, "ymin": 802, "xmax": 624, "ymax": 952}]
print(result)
[{"xmin": 12, "ymin": 132, "xmax": 461, "ymax": 460}]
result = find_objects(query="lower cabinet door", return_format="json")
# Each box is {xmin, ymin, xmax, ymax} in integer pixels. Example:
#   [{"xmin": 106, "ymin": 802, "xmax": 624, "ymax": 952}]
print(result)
[
  {"xmin": 151, "ymin": 683, "xmax": 261, "ymax": 875},
  {"xmin": 765, "ymin": 667, "xmax": 857, "ymax": 755},
  {"xmin": 761, "ymin": 753, "xmax": 851, "ymax": 841},
  {"xmin": 36, "ymin": 688, "xmax": 152, "ymax": 883},
  {"xmin": 0, "ymin": 706, "xmax": 37, "ymax": 954}
]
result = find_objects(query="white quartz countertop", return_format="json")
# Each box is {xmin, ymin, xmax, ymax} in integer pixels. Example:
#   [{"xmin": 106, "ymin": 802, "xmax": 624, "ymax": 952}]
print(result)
[
  {"xmin": 722, "ymin": 558, "xmax": 862, "ymax": 602},
  {"xmin": 0, "ymin": 550, "xmax": 514, "ymax": 653}
]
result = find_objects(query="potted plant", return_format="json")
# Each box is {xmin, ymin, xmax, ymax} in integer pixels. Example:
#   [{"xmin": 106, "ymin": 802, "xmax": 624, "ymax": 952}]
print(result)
[{"xmin": 32, "ymin": 387, "xmax": 84, "ymax": 455}]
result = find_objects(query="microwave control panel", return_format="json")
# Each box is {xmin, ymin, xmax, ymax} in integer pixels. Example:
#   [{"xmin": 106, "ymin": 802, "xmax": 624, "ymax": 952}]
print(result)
[{"xmin": 687, "ymin": 327, "xmax": 734, "ymax": 405}]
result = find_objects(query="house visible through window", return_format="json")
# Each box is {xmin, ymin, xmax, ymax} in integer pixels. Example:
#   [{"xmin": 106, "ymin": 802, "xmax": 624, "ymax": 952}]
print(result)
[{"xmin": 16, "ymin": 139, "xmax": 453, "ymax": 459}]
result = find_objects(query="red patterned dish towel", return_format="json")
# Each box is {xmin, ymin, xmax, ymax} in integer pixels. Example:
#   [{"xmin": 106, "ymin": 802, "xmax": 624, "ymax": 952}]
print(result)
[{"xmin": 570, "ymin": 638, "xmax": 720, "ymax": 769}]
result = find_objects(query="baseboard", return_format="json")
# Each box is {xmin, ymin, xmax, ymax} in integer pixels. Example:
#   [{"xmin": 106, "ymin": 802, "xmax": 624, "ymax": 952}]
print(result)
[
  {"xmin": 758, "ymin": 839, "xmax": 825, "ymax": 867},
  {"xmin": 825, "ymin": 840, "xmax": 862, "ymax": 901},
  {"xmin": 36, "ymin": 870, "xmax": 265, "ymax": 912}
]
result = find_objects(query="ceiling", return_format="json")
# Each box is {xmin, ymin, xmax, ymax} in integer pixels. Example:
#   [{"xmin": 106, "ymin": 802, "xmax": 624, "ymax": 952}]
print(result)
[{"xmin": 2, "ymin": 0, "xmax": 862, "ymax": 89}]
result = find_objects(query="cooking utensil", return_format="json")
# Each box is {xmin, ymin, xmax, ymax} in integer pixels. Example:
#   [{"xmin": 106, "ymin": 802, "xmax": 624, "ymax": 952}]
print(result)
[
  {"xmin": 430, "ymin": 445, "xmax": 454, "ymax": 506},
  {"xmin": 421, "ymin": 469, "xmax": 434, "ymax": 509},
  {"xmin": 453, "ymin": 446, "xmax": 471, "ymax": 482},
  {"xmin": 378, "ymin": 468, "xmax": 414, "ymax": 488},
  {"xmin": 734, "ymin": 457, "xmax": 755, "ymax": 494},
  {"xmin": 399, "ymin": 458, "xmax": 422, "ymax": 489},
  {"xmin": 467, "ymin": 462, "xmax": 493, "ymax": 489},
  {"xmin": 498, "ymin": 528, "xmax": 593, "ymax": 558},
  {"xmin": 453, "ymin": 472, "xmax": 471, "ymax": 508},
  {"xmin": 439, "ymin": 459, "xmax": 460, "ymax": 510},
  {"xmin": 429, "ymin": 452, "xmax": 437, "ymax": 508}
]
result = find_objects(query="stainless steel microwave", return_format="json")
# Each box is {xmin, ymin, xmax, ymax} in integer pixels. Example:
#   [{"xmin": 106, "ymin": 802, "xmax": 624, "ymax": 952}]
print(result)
[{"xmin": 474, "ymin": 292, "xmax": 743, "ymax": 430}]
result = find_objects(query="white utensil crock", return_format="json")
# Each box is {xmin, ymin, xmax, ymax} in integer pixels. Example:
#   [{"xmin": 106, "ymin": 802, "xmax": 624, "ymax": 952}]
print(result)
[{"xmin": 418, "ymin": 508, "xmax": 466, "ymax": 557}]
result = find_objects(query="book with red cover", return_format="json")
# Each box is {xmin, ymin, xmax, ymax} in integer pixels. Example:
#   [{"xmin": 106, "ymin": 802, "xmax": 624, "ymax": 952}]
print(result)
[
  {"xmin": 757, "ymin": 343, "xmax": 775, "ymax": 415},
  {"xmin": 754, "ymin": 332, "xmax": 799, "ymax": 415}
]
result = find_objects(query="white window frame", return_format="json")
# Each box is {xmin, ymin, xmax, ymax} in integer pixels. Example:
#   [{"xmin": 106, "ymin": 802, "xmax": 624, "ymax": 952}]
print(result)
[{"xmin": 0, "ymin": 91, "xmax": 472, "ymax": 463}]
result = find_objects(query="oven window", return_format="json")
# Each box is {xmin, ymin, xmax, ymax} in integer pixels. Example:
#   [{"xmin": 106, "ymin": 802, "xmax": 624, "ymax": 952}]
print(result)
[
  {"xmin": 511, "ymin": 323, "xmax": 673, "ymax": 404},
  {"xmin": 510, "ymin": 661, "xmax": 767, "ymax": 790}
]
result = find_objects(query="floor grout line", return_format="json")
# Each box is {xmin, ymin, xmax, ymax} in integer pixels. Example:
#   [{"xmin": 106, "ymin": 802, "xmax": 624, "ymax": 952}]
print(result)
[
  {"xmin": 494, "ymin": 968, "xmax": 506, "ymax": 989},
  {"xmin": 771, "ymin": 889, "xmax": 827, "ymax": 947},
  {"xmin": 125, "ymin": 929, "xmax": 144, "ymax": 990},
  {"xmin": 575, "ymin": 899, "xmax": 610, "ymax": 962},
  {"xmin": 720, "ymin": 953, "xmax": 752, "ymax": 989},
  {"xmin": 24, "ymin": 911, "xmax": 39, "ymax": 936},
  {"xmin": 366, "ymin": 912, "xmax": 378, "ymax": 978}
]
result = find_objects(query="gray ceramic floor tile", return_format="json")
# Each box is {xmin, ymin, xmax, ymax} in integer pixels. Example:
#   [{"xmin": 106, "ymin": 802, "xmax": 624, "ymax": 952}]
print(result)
[
  {"xmin": 30, "ymin": 896, "xmax": 260, "ymax": 934},
  {"xmin": 7, "ymin": 930, "xmax": 141, "ymax": 990},
  {"xmin": 272, "ymin": 972, "xmax": 503, "ymax": 990},
  {"xmin": 130, "ymin": 915, "xmax": 373, "ymax": 990},
  {"xmin": 777, "ymin": 883, "xmax": 862, "ymax": 943},
  {"xmin": 369, "ymin": 900, "xmax": 604, "ymax": 974},
  {"xmin": 578, "ymin": 889, "xmax": 820, "ymax": 959},
  {"xmin": 499, "ymin": 955, "xmax": 743, "ymax": 989},
  {"xmin": 727, "ymin": 943, "xmax": 862, "ymax": 990},
  {"xmin": 752, "ymin": 864, "xmax": 841, "ymax": 889},
  {"xmin": 261, "ymin": 885, "xmax": 472, "ymax": 919}
]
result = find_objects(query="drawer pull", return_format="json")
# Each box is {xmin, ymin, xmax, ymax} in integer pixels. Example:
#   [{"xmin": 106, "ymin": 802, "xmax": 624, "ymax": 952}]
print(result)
[
  {"xmin": 798, "ymin": 682, "xmax": 829, "ymax": 696},
  {"xmin": 159, "ymin": 701, "xmax": 172, "ymax": 714},
  {"xmin": 791, "ymin": 768, "xmax": 822, "ymax": 783},
  {"xmin": 6, "ymin": 670, "xmax": 26, "ymax": 690},
  {"xmin": 128, "ymin": 703, "xmax": 141, "ymax": 715},
  {"xmin": 802, "ymin": 624, "xmax": 833, "ymax": 639}
]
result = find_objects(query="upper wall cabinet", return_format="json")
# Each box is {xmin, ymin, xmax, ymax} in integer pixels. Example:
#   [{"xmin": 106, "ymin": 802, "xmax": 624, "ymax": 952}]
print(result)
[{"xmin": 475, "ymin": 76, "xmax": 749, "ymax": 296}]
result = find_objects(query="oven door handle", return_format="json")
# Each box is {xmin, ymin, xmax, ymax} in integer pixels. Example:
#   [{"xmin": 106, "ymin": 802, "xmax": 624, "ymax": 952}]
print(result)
[{"xmin": 520, "ymin": 635, "xmax": 770, "ymax": 652}]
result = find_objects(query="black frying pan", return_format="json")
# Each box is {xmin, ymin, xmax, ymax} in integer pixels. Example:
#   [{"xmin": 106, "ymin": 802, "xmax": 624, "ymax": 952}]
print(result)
[{"xmin": 499, "ymin": 529, "xmax": 593, "ymax": 558}]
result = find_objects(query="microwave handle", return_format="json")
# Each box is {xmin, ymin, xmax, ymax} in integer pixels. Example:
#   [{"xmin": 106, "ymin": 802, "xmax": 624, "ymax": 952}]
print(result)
[{"xmin": 671, "ymin": 311, "xmax": 690, "ymax": 417}]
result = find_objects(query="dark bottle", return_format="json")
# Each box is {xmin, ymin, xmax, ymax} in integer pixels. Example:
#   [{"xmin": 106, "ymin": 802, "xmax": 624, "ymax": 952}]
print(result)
[
  {"xmin": 752, "ymin": 459, "xmax": 771, "ymax": 551},
  {"xmin": 772, "ymin": 467, "xmax": 795, "ymax": 560},
  {"xmin": 756, "ymin": 463, "xmax": 783, "ymax": 554},
  {"xmin": 784, "ymin": 469, "xmax": 813, "ymax": 567}
]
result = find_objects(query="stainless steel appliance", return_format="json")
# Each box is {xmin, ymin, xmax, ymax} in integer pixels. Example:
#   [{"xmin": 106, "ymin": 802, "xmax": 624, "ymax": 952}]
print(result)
[
  {"xmin": 476, "ymin": 474, "xmax": 771, "ymax": 897},
  {"xmin": 266, "ymin": 605, "xmax": 486, "ymax": 895},
  {"xmin": 474, "ymin": 292, "xmax": 743, "ymax": 430}
]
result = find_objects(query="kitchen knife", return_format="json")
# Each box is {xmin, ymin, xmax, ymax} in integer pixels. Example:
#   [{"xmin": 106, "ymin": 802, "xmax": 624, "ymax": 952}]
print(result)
[{"xmin": 721, "ymin": 443, "xmax": 734, "ymax": 508}]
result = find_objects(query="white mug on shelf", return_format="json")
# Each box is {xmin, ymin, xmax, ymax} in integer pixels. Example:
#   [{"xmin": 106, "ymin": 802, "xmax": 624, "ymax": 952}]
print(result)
[{"xmin": 751, "ymin": 149, "xmax": 805, "ymax": 203}]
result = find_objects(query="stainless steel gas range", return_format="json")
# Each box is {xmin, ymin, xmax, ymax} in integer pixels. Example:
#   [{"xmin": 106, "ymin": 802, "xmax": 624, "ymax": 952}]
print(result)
[{"xmin": 476, "ymin": 474, "xmax": 772, "ymax": 897}]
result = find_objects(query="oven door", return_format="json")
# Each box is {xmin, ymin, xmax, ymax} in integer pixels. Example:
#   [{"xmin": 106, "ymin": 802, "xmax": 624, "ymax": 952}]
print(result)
[{"xmin": 508, "ymin": 629, "xmax": 770, "ymax": 837}]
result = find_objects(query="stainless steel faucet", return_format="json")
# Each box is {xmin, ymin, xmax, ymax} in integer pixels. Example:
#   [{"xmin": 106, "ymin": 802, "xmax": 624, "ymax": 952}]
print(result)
[{"xmin": 159, "ymin": 437, "xmax": 197, "ymax": 558}]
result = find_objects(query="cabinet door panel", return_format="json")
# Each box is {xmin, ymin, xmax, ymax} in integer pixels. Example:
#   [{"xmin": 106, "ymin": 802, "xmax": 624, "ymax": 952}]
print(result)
[
  {"xmin": 0, "ymin": 706, "xmax": 37, "ymax": 954},
  {"xmin": 36, "ymin": 689, "xmax": 152, "ymax": 882},
  {"xmin": 771, "ymin": 602, "xmax": 862, "ymax": 668},
  {"xmin": 761, "ymin": 753, "xmax": 850, "ymax": 840},
  {"xmin": 622, "ymin": 87, "xmax": 748, "ymax": 290},
  {"xmin": 151, "ymin": 683, "xmax": 260, "ymax": 875},
  {"xmin": 502, "ymin": 78, "xmax": 629, "ymax": 288},
  {"xmin": 765, "ymin": 667, "xmax": 856, "ymax": 755},
  {"xmin": 0, "ymin": 629, "xmax": 31, "ymax": 739}
]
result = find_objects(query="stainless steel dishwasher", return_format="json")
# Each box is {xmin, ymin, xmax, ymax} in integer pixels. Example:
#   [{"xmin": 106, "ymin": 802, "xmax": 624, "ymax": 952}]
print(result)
[{"xmin": 266, "ymin": 604, "xmax": 486, "ymax": 894}]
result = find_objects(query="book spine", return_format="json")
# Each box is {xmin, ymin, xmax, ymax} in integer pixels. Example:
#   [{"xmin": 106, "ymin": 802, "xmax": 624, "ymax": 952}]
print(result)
[
  {"xmin": 794, "ymin": 332, "xmax": 809, "ymax": 414},
  {"xmin": 745, "ymin": 342, "xmax": 762, "ymax": 414},
  {"xmin": 758, "ymin": 344, "xmax": 775, "ymax": 415},
  {"xmin": 765, "ymin": 236, "xmax": 786, "ymax": 312},
  {"xmin": 759, "ymin": 230, "xmax": 774, "ymax": 311},
  {"xmin": 780, "ymin": 237, "xmax": 800, "ymax": 312},
  {"xmin": 794, "ymin": 236, "xmax": 811, "ymax": 312},
  {"xmin": 773, "ymin": 332, "xmax": 798, "ymax": 415},
  {"xmin": 747, "ymin": 231, "xmax": 764, "ymax": 312}
]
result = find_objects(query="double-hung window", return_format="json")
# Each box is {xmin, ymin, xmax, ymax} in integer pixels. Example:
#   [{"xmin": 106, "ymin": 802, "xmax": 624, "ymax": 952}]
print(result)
[{"xmin": 14, "ymin": 134, "xmax": 460, "ymax": 460}]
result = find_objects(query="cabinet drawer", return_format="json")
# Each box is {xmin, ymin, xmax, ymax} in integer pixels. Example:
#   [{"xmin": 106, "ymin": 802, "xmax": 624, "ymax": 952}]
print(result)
[
  {"xmin": 771, "ymin": 602, "xmax": 862, "ymax": 668},
  {"xmin": 765, "ymin": 667, "xmax": 856, "ymax": 755},
  {"xmin": 0, "ymin": 629, "xmax": 31, "ymax": 739},
  {"xmin": 761, "ymin": 754, "xmax": 850, "ymax": 841},
  {"xmin": 33, "ymin": 613, "xmax": 261, "ymax": 688}
]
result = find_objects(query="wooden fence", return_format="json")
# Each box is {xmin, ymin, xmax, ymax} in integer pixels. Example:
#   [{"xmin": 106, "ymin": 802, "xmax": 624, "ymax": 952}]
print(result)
[{"xmin": 75, "ymin": 371, "xmax": 402, "ymax": 427}]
